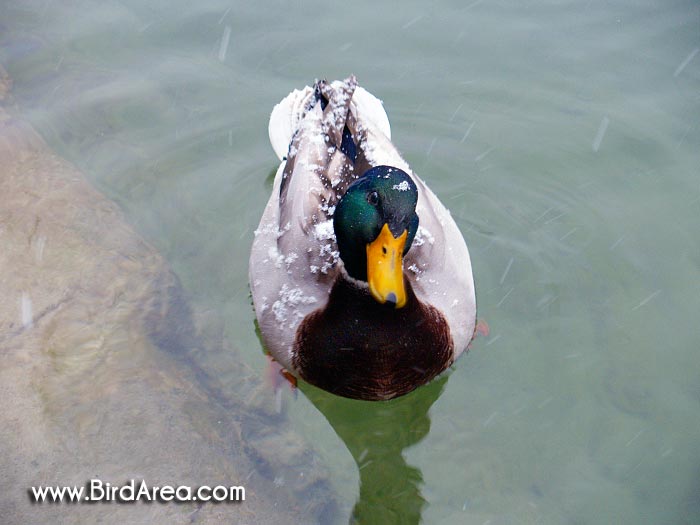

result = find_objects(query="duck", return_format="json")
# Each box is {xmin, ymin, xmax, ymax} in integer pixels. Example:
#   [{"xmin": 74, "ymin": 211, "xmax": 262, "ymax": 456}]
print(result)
[{"xmin": 249, "ymin": 76, "xmax": 476, "ymax": 401}]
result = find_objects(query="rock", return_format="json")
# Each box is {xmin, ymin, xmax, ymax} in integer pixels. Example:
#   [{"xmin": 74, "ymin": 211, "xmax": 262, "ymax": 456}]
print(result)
[{"xmin": 0, "ymin": 64, "xmax": 337, "ymax": 525}]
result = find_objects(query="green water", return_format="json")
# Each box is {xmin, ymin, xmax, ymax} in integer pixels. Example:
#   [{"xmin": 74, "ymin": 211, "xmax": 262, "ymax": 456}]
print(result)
[{"xmin": 2, "ymin": 0, "xmax": 699, "ymax": 523}]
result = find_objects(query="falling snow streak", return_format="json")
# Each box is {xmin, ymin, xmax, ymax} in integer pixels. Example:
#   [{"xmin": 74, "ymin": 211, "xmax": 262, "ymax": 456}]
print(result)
[
  {"xmin": 536, "ymin": 294, "xmax": 557, "ymax": 309},
  {"xmin": 543, "ymin": 211, "xmax": 565, "ymax": 224},
  {"xmin": 499, "ymin": 257, "xmax": 514, "ymax": 285},
  {"xmin": 218, "ymin": 6, "xmax": 232, "ymax": 24},
  {"xmin": 460, "ymin": 122, "xmax": 475, "ymax": 143},
  {"xmin": 673, "ymin": 48, "xmax": 699, "ymax": 77},
  {"xmin": 426, "ymin": 137, "xmax": 437, "ymax": 156},
  {"xmin": 218, "ymin": 26, "xmax": 231, "ymax": 62},
  {"xmin": 559, "ymin": 227, "xmax": 578, "ymax": 241},
  {"xmin": 609, "ymin": 235, "xmax": 625, "ymax": 251},
  {"xmin": 625, "ymin": 429, "xmax": 645, "ymax": 447},
  {"xmin": 475, "ymin": 146, "xmax": 494, "ymax": 162},
  {"xmin": 463, "ymin": 0, "xmax": 484, "ymax": 10},
  {"xmin": 631, "ymin": 289, "xmax": 661, "ymax": 310},
  {"xmin": 534, "ymin": 206, "xmax": 554, "ymax": 223},
  {"xmin": 482, "ymin": 411, "xmax": 497, "ymax": 427},
  {"xmin": 495, "ymin": 287, "xmax": 513, "ymax": 308},
  {"xmin": 592, "ymin": 116, "xmax": 609, "ymax": 152},
  {"xmin": 21, "ymin": 292, "xmax": 33, "ymax": 328},
  {"xmin": 402, "ymin": 15, "xmax": 423, "ymax": 29},
  {"xmin": 449, "ymin": 103, "xmax": 463, "ymax": 122},
  {"xmin": 485, "ymin": 334, "xmax": 501, "ymax": 346}
]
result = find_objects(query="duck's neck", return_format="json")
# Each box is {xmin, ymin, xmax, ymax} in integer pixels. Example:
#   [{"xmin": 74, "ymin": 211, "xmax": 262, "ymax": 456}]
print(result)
[{"xmin": 339, "ymin": 250, "xmax": 367, "ymax": 282}]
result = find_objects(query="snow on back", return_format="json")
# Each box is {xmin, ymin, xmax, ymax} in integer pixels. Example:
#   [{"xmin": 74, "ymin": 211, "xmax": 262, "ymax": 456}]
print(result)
[
  {"xmin": 272, "ymin": 283, "xmax": 317, "ymax": 328},
  {"xmin": 255, "ymin": 221, "xmax": 291, "ymax": 238},
  {"xmin": 413, "ymin": 225, "xmax": 435, "ymax": 247},
  {"xmin": 319, "ymin": 201, "xmax": 336, "ymax": 217},
  {"xmin": 264, "ymin": 245, "xmax": 299, "ymax": 274},
  {"xmin": 267, "ymin": 246, "xmax": 285, "ymax": 268},
  {"xmin": 313, "ymin": 220, "xmax": 336, "ymax": 242},
  {"xmin": 311, "ymin": 220, "xmax": 339, "ymax": 274}
]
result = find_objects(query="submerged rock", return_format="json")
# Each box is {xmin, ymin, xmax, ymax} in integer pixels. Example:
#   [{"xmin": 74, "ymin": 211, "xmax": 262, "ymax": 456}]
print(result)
[{"xmin": 0, "ymin": 65, "xmax": 337, "ymax": 525}]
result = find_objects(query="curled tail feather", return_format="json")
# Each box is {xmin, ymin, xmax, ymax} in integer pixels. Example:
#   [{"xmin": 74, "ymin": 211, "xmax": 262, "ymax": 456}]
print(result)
[{"xmin": 268, "ymin": 77, "xmax": 391, "ymax": 162}]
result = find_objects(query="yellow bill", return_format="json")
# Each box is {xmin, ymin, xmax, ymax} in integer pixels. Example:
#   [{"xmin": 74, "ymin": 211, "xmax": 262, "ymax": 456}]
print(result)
[{"xmin": 366, "ymin": 223, "xmax": 408, "ymax": 308}]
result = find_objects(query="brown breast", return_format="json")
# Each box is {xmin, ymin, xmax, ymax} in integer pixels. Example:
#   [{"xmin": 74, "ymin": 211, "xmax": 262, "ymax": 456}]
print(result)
[{"xmin": 292, "ymin": 276, "xmax": 454, "ymax": 400}]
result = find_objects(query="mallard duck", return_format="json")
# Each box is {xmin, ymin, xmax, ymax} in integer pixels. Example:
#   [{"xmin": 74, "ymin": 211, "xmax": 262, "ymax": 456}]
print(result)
[{"xmin": 249, "ymin": 76, "xmax": 476, "ymax": 401}]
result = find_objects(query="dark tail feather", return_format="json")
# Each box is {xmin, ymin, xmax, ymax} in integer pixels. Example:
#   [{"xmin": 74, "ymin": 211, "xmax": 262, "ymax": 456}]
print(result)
[{"xmin": 314, "ymin": 77, "xmax": 358, "ymax": 164}]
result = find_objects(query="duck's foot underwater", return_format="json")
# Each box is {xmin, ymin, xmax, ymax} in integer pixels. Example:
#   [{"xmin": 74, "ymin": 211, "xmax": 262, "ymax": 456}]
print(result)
[
  {"xmin": 470, "ymin": 319, "xmax": 490, "ymax": 347},
  {"xmin": 266, "ymin": 354, "xmax": 298, "ymax": 401},
  {"xmin": 476, "ymin": 319, "xmax": 490, "ymax": 338}
]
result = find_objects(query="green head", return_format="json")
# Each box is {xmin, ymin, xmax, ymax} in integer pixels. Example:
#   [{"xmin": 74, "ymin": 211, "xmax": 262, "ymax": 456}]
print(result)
[{"xmin": 333, "ymin": 165, "xmax": 419, "ymax": 307}]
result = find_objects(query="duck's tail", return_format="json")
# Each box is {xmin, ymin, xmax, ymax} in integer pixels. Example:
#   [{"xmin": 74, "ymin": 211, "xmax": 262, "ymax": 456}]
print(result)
[
  {"xmin": 268, "ymin": 77, "xmax": 391, "ymax": 162},
  {"xmin": 268, "ymin": 86, "xmax": 314, "ymax": 161}
]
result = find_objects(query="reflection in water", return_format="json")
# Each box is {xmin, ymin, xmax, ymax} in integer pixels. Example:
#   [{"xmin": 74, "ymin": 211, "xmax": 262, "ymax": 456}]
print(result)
[{"xmin": 301, "ymin": 375, "xmax": 448, "ymax": 525}]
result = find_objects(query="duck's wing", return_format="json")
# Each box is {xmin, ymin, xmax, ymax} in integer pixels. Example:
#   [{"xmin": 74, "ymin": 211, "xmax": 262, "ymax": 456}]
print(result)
[
  {"xmin": 251, "ymin": 77, "xmax": 370, "ymax": 370},
  {"xmin": 277, "ymin": 78, "xmax": 357, "ymax": 239}
]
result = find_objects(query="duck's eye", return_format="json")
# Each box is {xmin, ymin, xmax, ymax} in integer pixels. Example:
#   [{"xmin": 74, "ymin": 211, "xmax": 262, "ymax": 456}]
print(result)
[{"xmin": 367, "ymin": 190, "xmax": 379, "ymax": 206}]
